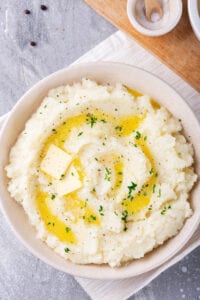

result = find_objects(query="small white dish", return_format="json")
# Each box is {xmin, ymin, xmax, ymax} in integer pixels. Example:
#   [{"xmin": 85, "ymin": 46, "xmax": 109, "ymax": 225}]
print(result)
[
  {"xmin": 127, "ymin": 0, "xmax": 182, "ymax": 36},
  {"xmin": 188, "ymin": 0, "xmax": 200, "ymax": 41}
]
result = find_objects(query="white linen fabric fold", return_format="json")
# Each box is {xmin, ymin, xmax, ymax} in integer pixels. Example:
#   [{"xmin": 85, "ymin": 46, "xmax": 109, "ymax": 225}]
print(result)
[{"xmin": 0, "ymin": 31, "xmax": 199, "ymax": 300}]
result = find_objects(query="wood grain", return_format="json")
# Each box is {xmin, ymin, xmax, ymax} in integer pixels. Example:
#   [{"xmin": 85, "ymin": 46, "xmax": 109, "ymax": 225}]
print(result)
[{"xmin": 84, "ymin": 0, "xmax": 200, "ymax": 92}]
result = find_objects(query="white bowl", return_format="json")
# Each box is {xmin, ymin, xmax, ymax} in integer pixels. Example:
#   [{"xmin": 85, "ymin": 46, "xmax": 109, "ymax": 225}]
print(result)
[
  {"xmin": 0, "ymin": 62, "xmax": 200, "ymax": 279},
  {"xmin": 188, "ymin": 0, "xmax": 200, "ymax": 41},
  {"xmin": 127, "ymin": 0, "xmax": 182, "ymax": 36}
]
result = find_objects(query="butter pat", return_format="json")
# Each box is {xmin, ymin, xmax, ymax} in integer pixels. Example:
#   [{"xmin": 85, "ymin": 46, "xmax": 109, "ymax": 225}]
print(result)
[
  {"xmin": 55, "ymin": 166, "xmax": 82, "ymax": 196},
  {"xmin": 41, "ymin": 144, "xmax": 72, "ymax": 179}
]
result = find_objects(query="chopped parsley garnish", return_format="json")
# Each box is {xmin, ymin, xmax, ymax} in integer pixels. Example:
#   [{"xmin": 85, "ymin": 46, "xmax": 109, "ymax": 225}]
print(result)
[
  {"xmin": 65, "ymin": 227, "xmax": 71, "ymax": 233},
  {"xmin": 60, "ymin": 174, "xmax": 65, "ymax": 179},
  {"xmin": 89, "ymin": 215, "xmax": 96, "ymax": 221},
  {"xmin": 86, "ymin": 114, "xmax": 97, "ymax": 128},
  {"xmin": 115, "ymin": 126, "xmax": 122, "ymax": 131},
  {"xmin": 52, "ymin": 128, "xmax": 57, "ymax": 133},
  {"xmin": 71, "ymin": 172, "xmax": 74, "ymax": 176},
  {"xmin": 99, "ymin": 205, "xmax": 104, "ymax": 216},
  {"xmin": 161, "ymin": 208, "xmax": 166, "ymax": 215},
  {"xmin": 94, "ymin": 157, "xmax": 98, "ymax": 161},
  {"xmin": 149, "ymin": 168, "xmax": 154, "ymax": 175},
  {"xmin": 144, "ymin": 136, "xmax": 147, "ymax": 141},
  {"xmin": 92, "ymin": 187, "xmax": 96, "ymax": 192},
  {"xmin": 118, "ymin": 171, "xmax": 123, "ymax": 175},
  {"xmin": 100, "ymin": 119, "xmax": 107, "ymax": 123},
  {"xmin": 135, "ymin": 131, "xmax": 141, "ymax": 139},
  {"xmin": 47, "ymin": 222, "xmax": 55, "ymax": 226},
  {"xmin": 64, "ymin": 247, "xmax": 70, "ymax": 253},
  {"xmin": 160, "ymin": 205, "xmax": 172, "ymax": 215},
  {"xmin": 158, "ymin": 189, "xmax": 161, "ymax": 198},
  {"xmin": 114, "ymin": 211, "xmax": 118, "ymax": 216},
  {"xmin": 104, "ymin": 167, "xmax": 112, "ymax": 181},
  {"xmin": 127, "ymin": 181, "xmax": 137, "ymax": 199},
  {"xmin": 78, "ymin": 132, "xmax": 83, "ymax": 136},
  {"xmin": 51, "ymin": 194, "xmax": 56, "ymax": 200},
  {"xmin": 121, "ymin": 210, "xmax": 128, "ymax": 231},
  {"xmin": 152, "ymin": 184, "xmax": 156, "ymax": 193}
]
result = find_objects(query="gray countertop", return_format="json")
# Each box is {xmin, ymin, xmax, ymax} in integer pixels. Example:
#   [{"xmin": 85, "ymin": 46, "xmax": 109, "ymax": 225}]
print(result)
[{"xmin": 0, "ymin": 1, "xmax": 199, "ymax": 299}]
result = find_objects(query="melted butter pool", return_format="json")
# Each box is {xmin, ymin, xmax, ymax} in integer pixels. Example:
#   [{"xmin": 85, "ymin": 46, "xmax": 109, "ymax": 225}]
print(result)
[
  {"xmin": 122, "ymin": 135, "xmax": 157, "ymax": 215},
  {"xmin": 35, "ymin": 188, "xmax": 76, "ymax": 244}
]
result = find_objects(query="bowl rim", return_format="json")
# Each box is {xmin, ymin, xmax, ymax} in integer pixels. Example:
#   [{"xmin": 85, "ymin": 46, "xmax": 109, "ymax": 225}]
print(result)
[
  {"xmin": 188, "ymin": 0, "xmax": 200, "ymax": 41},
  {"xmin": 127, "ymin": 0, "xmax": 183, "ymax": 37},
  {"xmin": 0, "ymin": 61, "xmax": 200, "ymax": 279}
]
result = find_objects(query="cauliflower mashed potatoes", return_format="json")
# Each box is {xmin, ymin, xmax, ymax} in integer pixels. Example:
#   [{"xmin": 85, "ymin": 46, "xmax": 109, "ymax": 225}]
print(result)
[{"xmin": 6, "ymin": 79, "xmax": 197, "ymax": 267}]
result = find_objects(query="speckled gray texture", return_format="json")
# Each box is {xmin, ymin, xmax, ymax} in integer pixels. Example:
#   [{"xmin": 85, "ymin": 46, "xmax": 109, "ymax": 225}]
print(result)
[{"xmin": 0, "ymin": 1, "xmax": 199, "ymax": 300}]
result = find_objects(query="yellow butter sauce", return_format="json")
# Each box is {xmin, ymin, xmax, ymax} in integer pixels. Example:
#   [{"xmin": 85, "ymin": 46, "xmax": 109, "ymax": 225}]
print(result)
[
  {"xmin": 122, "ymin": 135, "xmax": 157, "ymax": 215},
  {"xmin": 40, "ymin": 114, "xmax": 86, "ymax": 158},
  {"xmin": 116, "ymin": 115, "xmax": 144, "ymax": 136},
  {"xmin": 113, "ymin": 160, "xmax": 123, "ymax": 190},
  {"xmin": 125, "ymin": 86, "xmax": 143, "ymax": 98},
  {"xmin": 63, "ymin": 192, "xmax": 100, "ymax": 226},
  {"xmin": 35, "ymin": 188, "xmax": 76, "ymax": 244},
  {"xmin": 126, "ymin": 86, "xmax": 160, "ymax": 110}
]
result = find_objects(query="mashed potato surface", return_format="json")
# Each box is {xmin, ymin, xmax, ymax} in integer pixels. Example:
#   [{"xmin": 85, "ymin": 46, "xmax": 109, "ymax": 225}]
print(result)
[{"xmin": 6, "ymin": 79, "xmax": 197, "ymax": 267}]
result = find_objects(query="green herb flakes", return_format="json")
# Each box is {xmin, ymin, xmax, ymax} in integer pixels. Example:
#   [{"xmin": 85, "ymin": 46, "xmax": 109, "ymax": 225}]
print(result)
[
  {"xmin": 64, "ymin": 247, "xmax": 70, "ymax": 253},
  {"xmin": 135, "ymin": 131, "xmax": 141, "ymax": 140},
  {"xmin": 121, "ymin": 210, "xmax": 128, "ymax": 231},
  {"xmin": 127, "ymin": 181, "xmax": 137, "ymax": 199},
  {"xmin": 78, "ymin": 132, "xmax": 83, "ymax": 137},
  {"xmin": 99, "ymin": 205, "xmax": 104, "ymax": 216},
  {"xmin": 161, "ymin": 209, "xmax": 166, "ymax": 215},
  {"xmin": 51, "ymin": 194, "xmax": 56, "ymax": 200},
  {"xmin": 115, "ymin": 126, "xmax": 122, "ymax": 131},
  {"xmin": 149, "ymin": 168, "xmax": 154, "ymax": 175},
  {"xmin": 86, "ymin": 114, "xmax": 97, "ymax": 128},
  {"xmin": 105, "ymin": 167, "xmax": 112, "ymax": 181},
  {"xmin": 65, "ymin": 227, "xmax": 71, "ymax": 233}
]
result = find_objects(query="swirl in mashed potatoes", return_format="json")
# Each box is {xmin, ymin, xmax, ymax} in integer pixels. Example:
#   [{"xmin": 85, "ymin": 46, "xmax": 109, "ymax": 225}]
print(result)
[{"xmin": 6, "ymin": 79, "xmax": 197, "ymax": 267}]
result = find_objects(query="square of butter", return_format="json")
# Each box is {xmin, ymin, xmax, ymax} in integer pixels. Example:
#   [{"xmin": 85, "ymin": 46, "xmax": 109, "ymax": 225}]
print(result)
[
  {"xmin": 41, "ymin": 144, "xmax": 72, "ymax": 179},
  {"xmin": 55, "ymin": 166, "xmax": 82, "ymax": 196}
]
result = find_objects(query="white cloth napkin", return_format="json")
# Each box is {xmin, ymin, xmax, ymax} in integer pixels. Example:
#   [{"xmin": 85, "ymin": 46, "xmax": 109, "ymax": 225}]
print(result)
[{"xmin": 0, "ymin": 31, "xmax": 199, "ymax": 300}]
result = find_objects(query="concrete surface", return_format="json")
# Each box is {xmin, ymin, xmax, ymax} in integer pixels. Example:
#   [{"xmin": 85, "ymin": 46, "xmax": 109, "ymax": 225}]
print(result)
[{"xmin": 0, "ymin": 0, "xmax": 199, "ymax": 299}]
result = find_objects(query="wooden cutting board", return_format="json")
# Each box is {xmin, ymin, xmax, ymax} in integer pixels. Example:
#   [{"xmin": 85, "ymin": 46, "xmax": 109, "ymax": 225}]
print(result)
[{"xmin": 84, "ymin": 0, "xmax": 200, "ymax": 92}]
